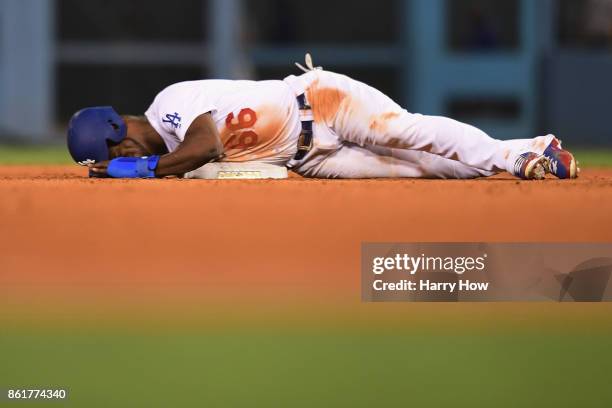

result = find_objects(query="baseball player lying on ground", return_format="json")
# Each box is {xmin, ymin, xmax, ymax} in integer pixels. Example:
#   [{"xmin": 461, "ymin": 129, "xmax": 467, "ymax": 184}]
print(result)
[{"xmin": 67, "ymin": 54, "xmax": 578, "ymax": 180}]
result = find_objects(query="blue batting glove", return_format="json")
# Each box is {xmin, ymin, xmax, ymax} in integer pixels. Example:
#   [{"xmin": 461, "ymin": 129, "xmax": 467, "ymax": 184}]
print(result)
[{"xmin": 107, "ymin": 155, "xmax": 160, "ymax": 178}]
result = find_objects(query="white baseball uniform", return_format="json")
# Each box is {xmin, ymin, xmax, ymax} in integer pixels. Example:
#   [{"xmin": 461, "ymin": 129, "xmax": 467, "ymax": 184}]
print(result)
[
  {"xmin": 145, "ymin": 79, "xmax": 301, "ymax": 165},
  {"xmin": 145, "ymin": 64, "xmax": 553, "ymax": 179}
]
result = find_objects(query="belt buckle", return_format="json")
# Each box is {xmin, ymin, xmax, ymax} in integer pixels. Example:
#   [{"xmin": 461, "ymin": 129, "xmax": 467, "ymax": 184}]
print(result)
[{"xmin": 297, "ymin": 130, "xmax": 313, "ymax": 152}]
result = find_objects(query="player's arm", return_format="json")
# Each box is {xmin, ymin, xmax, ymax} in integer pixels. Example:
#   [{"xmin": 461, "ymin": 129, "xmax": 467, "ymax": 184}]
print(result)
[
  {"xmin": 90, "ymin": 113, "xmax": 223, "ymax": 178},
  {"xmin": 155, "ymin": 112, "xmax": 223, "ymax": 177}
]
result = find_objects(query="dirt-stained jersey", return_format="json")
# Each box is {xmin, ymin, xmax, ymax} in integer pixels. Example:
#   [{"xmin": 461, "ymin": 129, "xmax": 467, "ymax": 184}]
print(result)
[{"xmin": 145, "ymin": 79, "xmax": 301, "ymax": 164}]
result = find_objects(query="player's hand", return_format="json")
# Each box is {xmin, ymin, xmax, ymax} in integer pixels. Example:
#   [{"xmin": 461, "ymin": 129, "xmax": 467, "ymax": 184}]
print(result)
[
  {"xmin": 88, "ymin": 161, "xmax": 109, "ymax": 177},
  {"xmin": 88, "ymin": 156, "xmax": 160, "ymax": 178}
]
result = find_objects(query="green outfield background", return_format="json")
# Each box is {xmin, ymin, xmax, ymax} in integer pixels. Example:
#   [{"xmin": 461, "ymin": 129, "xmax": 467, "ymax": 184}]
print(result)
[
  {"xmin": 3, "ymin": 326, "xmax": 612, "ymax": 407},
  {"xmin": 1, "ymin": 144, "xmax": 612, "ymax": 166},
  {"xmin": 2, "ymin": 307, "xmax": 612, "ymax": 408}
]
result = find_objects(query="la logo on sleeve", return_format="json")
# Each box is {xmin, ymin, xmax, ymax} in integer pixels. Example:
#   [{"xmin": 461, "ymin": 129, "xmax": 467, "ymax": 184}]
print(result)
[{"xmin": 162, "ymin": 112, "xmax": 182, "ymax": 129}]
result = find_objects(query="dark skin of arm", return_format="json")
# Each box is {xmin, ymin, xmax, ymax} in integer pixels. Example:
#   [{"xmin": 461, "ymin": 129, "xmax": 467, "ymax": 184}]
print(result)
[{"xmin": 89, "ymin": 113, "xmax": 223, "ymax": 177}]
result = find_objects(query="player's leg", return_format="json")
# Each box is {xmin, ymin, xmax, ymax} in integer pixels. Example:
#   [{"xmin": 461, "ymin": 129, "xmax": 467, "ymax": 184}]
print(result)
[
  {"xmin": 305, "ymin": 70, "xmax": 551, "ymax": 175},
  {"xmin": 367, "ymin": 145, "xmax": 496, "ymax": 178},
  {"xmin": 295, "ymin": 143, "xmax": 493, "ymax": 179}
]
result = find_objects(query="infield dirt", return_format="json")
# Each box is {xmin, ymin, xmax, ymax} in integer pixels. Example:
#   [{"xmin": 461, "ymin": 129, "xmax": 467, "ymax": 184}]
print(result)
[{"xmin": 1, "ymin": 165, "xmax": 612, "ymax": 327}]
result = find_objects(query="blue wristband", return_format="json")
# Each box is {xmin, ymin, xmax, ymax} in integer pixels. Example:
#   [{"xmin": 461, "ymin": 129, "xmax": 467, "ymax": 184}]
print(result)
[{"xmin": 107, "ymin": 155, "xmax": 160, "ymax": 178}]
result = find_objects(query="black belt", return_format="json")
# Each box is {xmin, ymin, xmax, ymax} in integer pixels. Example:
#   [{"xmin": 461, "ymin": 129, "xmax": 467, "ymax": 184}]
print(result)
[{"xmin": 294, "ymin": 93, "xmax": 313, "ymax": 161}]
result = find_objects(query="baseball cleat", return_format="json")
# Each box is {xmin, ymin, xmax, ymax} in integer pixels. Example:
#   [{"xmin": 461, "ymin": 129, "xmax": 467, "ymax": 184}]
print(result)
[
  {"xmin": 513, "ymin": 152, "xmax": 549, "ymax": 180},
  {"xmin": 543, "ymin": 137, "xmax": 578, "ymax": 179}
]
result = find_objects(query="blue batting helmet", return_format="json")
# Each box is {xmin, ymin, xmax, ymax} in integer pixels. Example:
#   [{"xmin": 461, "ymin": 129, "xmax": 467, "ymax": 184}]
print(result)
[{"xmin": 66, "ymin": 106, "xmax": 127, "ymax": 163}]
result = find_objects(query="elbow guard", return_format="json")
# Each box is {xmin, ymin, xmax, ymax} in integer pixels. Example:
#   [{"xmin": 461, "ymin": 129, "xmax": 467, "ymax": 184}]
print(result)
[{"xmin": 107, "ymin": 155, "xmax": 160, "ymax": 178}]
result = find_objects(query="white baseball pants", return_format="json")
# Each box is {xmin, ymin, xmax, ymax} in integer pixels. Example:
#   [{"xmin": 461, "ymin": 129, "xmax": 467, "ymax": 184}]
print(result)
[{"xmin": 284, "ymin": 70, "xmax": 552, "ymax": 179}]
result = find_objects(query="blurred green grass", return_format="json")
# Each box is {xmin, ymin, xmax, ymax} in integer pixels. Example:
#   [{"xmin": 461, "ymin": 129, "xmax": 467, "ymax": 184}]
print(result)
[
  {"xmin": 2, "ymin": 329, "xmax": 612, "ymax": 407},
  {"xmin": 0, "ymin": 145, "xmax": 611, "ymax": 167},
  {"xmin": 573, "ymin": 149, "xmax": 612, "ymax": 167},
  {"xmin": 0, "ymin": 145, "xmax": 72, "ymax": 165}
]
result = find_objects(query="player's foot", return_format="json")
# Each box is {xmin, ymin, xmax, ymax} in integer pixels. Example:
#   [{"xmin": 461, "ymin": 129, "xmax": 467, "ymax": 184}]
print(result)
[
  {"xmin": 543, "ymin": 136, "xmax": 579, "ymax": 179},
  {"xmin": 513, "ymin": 152, "xmax": 549, "ymax": 180}
]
